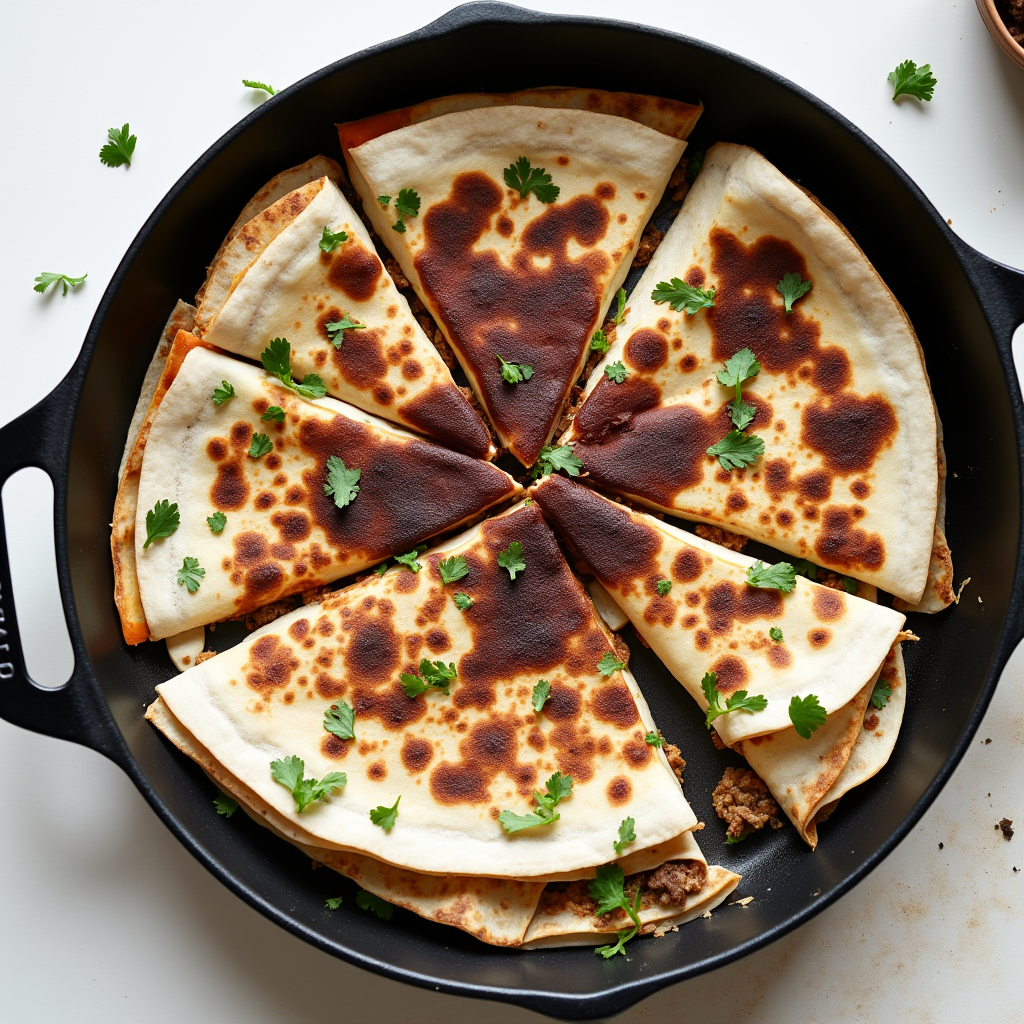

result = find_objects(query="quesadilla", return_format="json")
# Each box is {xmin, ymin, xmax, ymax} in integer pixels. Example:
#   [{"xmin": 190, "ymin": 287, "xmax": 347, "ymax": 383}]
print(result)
[
  {"xmin": 531, "ymin": 474, "xmax": 905, "ymax": 746},
  {"xmin": 151, "ymin": 501, "xmax": 700, "ymax": 878},
  {"xmin": 124, "ymin": 338, "xmax": 518, "ymax": 642},
  {"xmin": 344, "ymin": 104, "xmax": 687, "ymax": 466},
  {"xmin": 195, "ymin": 174, "xmax": 493, "ymax": 458},
  {"xmin": 563, "ymin": 142, "xmax": 946, "ymax": 605}
]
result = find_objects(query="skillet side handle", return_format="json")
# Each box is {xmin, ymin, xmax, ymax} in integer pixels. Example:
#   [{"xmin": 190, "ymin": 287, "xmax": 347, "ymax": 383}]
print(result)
[{"xmin": 0, "ymin": 372, "xmax": 126, "ymax": 764}]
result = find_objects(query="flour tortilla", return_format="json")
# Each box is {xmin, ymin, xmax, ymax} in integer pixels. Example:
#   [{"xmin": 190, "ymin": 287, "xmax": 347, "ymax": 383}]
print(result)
[
  {"xmin": 531, "ymin": 474, "xmax": 906, "ymax": 745},
  {"xmin": 130, "ymin": 342, "xmax": 518, "ymax": 641},
  {"xmin": 565, "ymin": 142, "xmax": 941, "ymax": 604},
  {"xmin": 346, "ymin": 105, "xmax": 685, "ymax": 466},
  {"xmin": 154, "ymin": 502, "xmax": 698, "ymax": 878},
  {"xmin": 195, "ymin": 175, "xmax": 492, "ymax": 458}
]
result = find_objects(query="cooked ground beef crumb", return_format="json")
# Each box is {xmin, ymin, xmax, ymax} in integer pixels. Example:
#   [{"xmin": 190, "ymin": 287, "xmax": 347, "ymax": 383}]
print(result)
[
  {"xmin": 241, "ymin": 596, "xmax": 299, "ymax": 630},
  {"xmin": 193, "ymin": 650, "xmax": 217, "ymax": 665},
  {"xmin": 384, "ymin": 257, "xmax": 410, "ymax": 291},
  {"xmin": 712, "ymin": 766, "xmax": 784, "ymax": 839},
  {"xmin": 555, "ymin": 384, "xmax": 585, "ymax": 436},
  {"xmin": 997, "ymin": 0, "xmax": 1024, "ymax": 44},
  {"xmin": 645, "ymin": 859, "xmax": 707, "ymax": 905},
  {"xmin": 668, "ymin": 157, "xmax": 690, "ymax": 202},
  {"xmin": 662, "ymin": 741, "xmax": 686, "ymax": 784},
  {"xmin": 819, "ymin": 571, "xmax": 856, "ymax": 593},
  {"xmin": 997, "ymin": 817, "xmax": 1014, "ymax": 840},
  {"xmin": 633, "ymin": 224, "xmax": 665, "ymax": 267},
  {"xmin": 695, "ymin": 524, "xmax": 748, "ymax": 551},
  {"xmin": 709, "ymin": 729, "xmax": 727, "ymax": 751},
  {"xmin": 611, "ymin": 632, "xmax": 631, "ymax": 667}
]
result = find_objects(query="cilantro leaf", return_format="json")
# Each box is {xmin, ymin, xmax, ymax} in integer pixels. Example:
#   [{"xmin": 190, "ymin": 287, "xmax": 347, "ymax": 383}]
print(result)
[
  {"xmin": 497, "ymin": 541, "xmax": 526, "ymax": 580},
  {"xmin": 437, "ymin": 555, "xmax": 468, "ymax": 585},
  {"xmin": 789, "ymin": 693, "xmax": 827, "ymax": 739},
  {"xmin": 688, "ymin": 150, "xmax": 705, "ymax": 180},
  {"xmin": 706, "ymin": 429, "xmax": 764, "ymax": 471},
  {"xmin": 604, "ymin": 361, "xmax": 628, "ymax": 384},
  {"xmin": 530, "ymin": 444, "xmax": 583, "ymax": 481},
  {"xmin": 496, "ymin": 353, "xmax": 534, "ymax": 384},
  {"xmin": 532, "ymin": 679, "xmax": 550, "ymax": 713},
  {"xmin": 453, "ymin": 592, "xmax": 473, "ymax": 610},
  {"xmin": 701, "ymin": 671, "xmax": 769, "ymax": 728},
  {"xmin": 212, "ymin": 380, "xmax": 235, "ymax": 405},
  {"xmin": 499, "ymin": 772, "xmax": 573, "ymax": 833},
  {"xmin": 324, "ymin": 701, "xmax": 356, "ymax": 741},
  {"xmin": 503, "ymin": 156, "xmax": 560, "ymax": 203},
  {"xmin": 793, "ymin": 559, "xmax": 819, "ymax": 579},
  {"xmin": 724, "ymin": 834, "xmax": 747, "ymax": 845},
  {"xmin": 769, "ymin": 626, "xmax": 784, "ymax": 643},
  {"xmin": 242, "ymin": 79, "xmax": 277, "ymax": 95},
  {"xmin": 644, "ymin": 731, "xmax": 663, "ymax": 747},
  {"xmin": 323, "ymin": 455, "xmax": 360, "ymax": 509},
  {"xmin": 325, "ymin": 315, "xmax": 366, "ymax": 348},
  {"xmin": 319, "ymin": 226, "xmax": 348, "ymax": 253},
  {"xmin": 144, "ymin": 499, "xmax": 179, "ymax": 548},
  {"xmin": 270, "ymin": 755, "xmax": 346, "ymax": 813},
  {"xmin": 591, "ymin": 329, "xmax": 609, "ymax": 354},
  {"xmin": 727, "ymin": 399, "xmax": 756, "ymax": 431},
  {"xmin": 207, "ymin": 511, "xmax": 227, "ymax": 534},
  {"xmin": 260, "ymin": 337, "xmax": 326, "ymax": 399},
  {"xmin": 33, "ymin": 272, "xmax": 87, "ymax": 296},
  {"xmin": 598, "ymin": 652, "xmax": 625, "ymax": 676},
  {"xmin": 656, "ymin": 579, "xmax": 672, "ymax": 596},
  {"xmin": 377, "ymin": 195, "xmax": 391, "ymax": 206},
  {"xmin": 176, "ymin": 557, "xmax": 205, "ymax": 592},
  {"xmin": 369, "ymin": 796, "xmax": 400, "ymax": 831},
  {"xmin": 213, "ymin": 792, "xmax": 238, "ymax": 817},
  {"xmin": 248, "ymin": 433, "xmax": 273, "ymax": 458},
  {"xmin": 356, "ymin": 890, "xmax": 394, "ymax": 920},
  {"xmin": 391, "ymin": 187, "xmax": 420, "ymax": 232},
  {"xmin": 394, "ymin": 545, "xmax": 427, "ymax": 572},
  {"xmin": 401, "ymin": 658, "xmax": 457, "ymax": 697},
  {"xmin": 613, "ymin": 816, "xmax": 636, "ymax": 856},
  {"xmin": 870, "ymin": 681, "xmax": 893, "ymax": 710},
  {"xmin": 325, "ymin": 896, "xmax": 344, "ymax": 910},
  {"xmin": 373, "ymin": 563, "xmax": 389, "ymax": 576},
  {"xmin": 294, "ymin": 373, "xmax": 327, "ymax": 400},
  {"xmin": 652, "ymin": 277, "xmax": 716, "ymax": 315},
  {"xmin": 745, "ymin": 560, "xmax": 797, "ymax": 592},
  {"xmin": 99, "ymin": 123, "xmax": 136, "ymax": 168},
  {"xmin": 842, "ymin": 575, "xmax": 859, "ymax": 595},
  {"xmin": 777, "ymin": 272, "xmax": 812, "ymax": 314},
  {"xmin": 589, "ymin": 864, "xmax": 642, "ymax": 958},
  {"xmin": 262, "ymin": 405, "xmax": 285, "ymax": 422},
  {"xmin": 716, "ymin": 348, "xmax": 761, "ymax": 392},
  {"xmin": 888, "ymin": 60, "xmax": 936, "ymax": 101},
  {"xmin": 613, "ymin": 287, "xmax": 627, "ymax": 324}
]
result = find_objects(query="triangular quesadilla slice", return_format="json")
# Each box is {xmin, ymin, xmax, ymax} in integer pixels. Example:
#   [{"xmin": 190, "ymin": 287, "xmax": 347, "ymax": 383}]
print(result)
[
  {"xmin": 563, "ymin": 142, "xmax": 944, "ymax": 605},
  {"xmin": 127, "ymin": 338, "xmax": 518, "ymax": 641},
  {"xmin": 195, "ymin": 174, "xmax": 493, "ymax": 458},
  {"xmin": 345, "ymin": 105, "xmax": 686, "ymax": 465},
  {"xmin": 531, "ymin": 474, "xmax": 905, "ymax": 746},
  {"xmin": 153, "ymin": 501, "xmax": 698, "ymax": 878}
]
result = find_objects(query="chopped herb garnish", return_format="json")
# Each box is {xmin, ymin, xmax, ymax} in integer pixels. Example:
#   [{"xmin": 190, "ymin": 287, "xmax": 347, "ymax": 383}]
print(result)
[
  {"xmin": 591, "ymin": 329, "xmax": 609, "ymax": 354},
  {"xmin": 437, "ymin": 555, "xmax": 468, "ymax": 585},
  {"xmin": 377, "ymin": 195, "xmax": 391, "ymax": 207},
  {"xmin": 777, "ymin": 272, "xmax": 812, "ymax": 314},
  {"xmin": 242, "ymin": 79, "xmax": 276, "ymax": 95},
  {"xmin": 652, "ymin": 277, "xmax": 716, "ymax": 315},
  {"xmin": 391, "ymin": 187, "xmax": 420, "ymax": 232},
  {"xmin": 248, "ymin": 433, "xmax": 273, "ymax": 458},
  {"xmin": 498, "ymin": 772, "xmax": 573, "ymax": 833},
  {"xmin": 589, "ymin": 865, "xmax": 642, "ymax": 958},
  {"xmin": 745, "ymin": 560, "xmax": 797, "ymax": 592},
  {"xmin": 789, "ymin": 693, "xmax": 827, "ymax": 739},
  {"xmin": 604, "ymin": 361, "xmax": 628, "ymax": 384},
  {"xmin": 213, "ymin": 792, "xmax": 238, "ymax": 817},
  {"xmin": 325, "ymin": 315, "xmax": 366, "ymax": 348},
  {"xmin": 369, "ymin": 796, "xmax": 400, "ymax": 831},
  {"xmin": 319, "ymin": 226, "xmax": 348, "ymax": 252},
  {"xmin": 373, "ymin": 563, "xmax": 388, "ymax": 576},
  {"xmin": 716, "ymin": 347, "xmax": 761, "ymax": 430},
  {"xmin": 644, "ymin": 731, "xmax": 663, "ymax": 747},
  {"xmin": 769, "ymin": 626, "xmax": 784, "ymax": 643},
  {"xmin": 656, "ymin": 579, "xmax": 672, "ymax": 596},
  {"xmin": 687, "ymin": 150, "xmax": 705, "ymax": 180},
  {"xmin": 260, "ymin": 337, "xmax": 327, "ymax": 399},
  {"xmin": 598, "ymin": 651, "xmax": 625, "ymax": 676},
  {"xmin": 144, "ymin": 499, "xmax": 179, "ymax": 548},
  {"xmin": 270, "ymin": 755, "xmax": 346, "ymax": 813},
  {"xmin": 793, "ymin": 559, "xmax": 819, "ymax": 579},
  {"xmin": 176, "ymin": 557, "xmax": 205, "ymax": 592},
  {"xmin": 497, "ymin": 541, "xmax": 526, "ymax": 580},
  {"xmin": 701, "ymin": 670, "xmax": 768, "ymax": 729},
  {"xmin": 212, "ymin": 380, "xmax": 236, "ymax": 405},
  {"xmin": 613, "ymin": 287, "xmax": 627, "ymax": 324},
  {"xmin": 99, "ymin": 123, "xmax": 136, "ymax": 168},
  {"xmin": 323, "ymin": 455, "xmax": 360, "ymax": 509},
  {"xmin": 394, "ymin": 545, "xmax": 427, "ymax": 572},
  {"xmin": 888, "ymin": 60, "xmax": 936, "ymax": 101},
  {"xmin": 207, "ymin": 511, "xmax": 227, "ymax": 534},
  {"xmin": 453, "ymin": 592, "xmax": 473, "ymax": 610},
  {"xmin": 706, "ymin": 430, "xmax": 764, "ymax": 471},
  {"xmin": 496, "ymin": 353, "xmax": 533, "ymax": 384},
  {"xmin": 725, "ymin": 833, "xmax": 747, "ymax": 845},
  {"xmin": 870, "ymin": 681, "xmax": 893, "ymax": 710},
  {"xmin": 325, "ymin": 896, "xmax": 344, "ymax": 910},
  {"xmin": 324, "ymin": 701, "xmax": 356, "ymax": 741},
  {"xmin": 503, "ymin": 156, "xmax": 560, "ymax": 203},
  {"xmin": 401, "ymin": 658, "xmax": 457, "ymax": 698},
  {"xmin": 842, "ymin": 575, "xmax": 859, "ymax": 594},
  {"xmin": 532, "ymin": 679, "xmax": 550, "ymax": 714},
  {"xmin": 262, "ymin": 405, "xmax": 285, "ymax": 422},
  {"xmin": 613, "ymin": 816, "xmax": 636, "ymax": 856},
  {"xmin": 356, "ymin": 890, "xmax": 393, "ymax": 919},
  {"xmin": 33, "ymin": 272, "xmax": 87, "ymax": 296},
  {"xmin": 530, "ymin": 444, "xmax": 583, "ymax": 480}
]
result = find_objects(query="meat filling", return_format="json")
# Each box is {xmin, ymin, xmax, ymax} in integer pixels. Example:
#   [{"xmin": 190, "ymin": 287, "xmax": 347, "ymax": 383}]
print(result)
[{"xmin": 712, "ymin": 765, "xmax": 784, "ymax": 839}]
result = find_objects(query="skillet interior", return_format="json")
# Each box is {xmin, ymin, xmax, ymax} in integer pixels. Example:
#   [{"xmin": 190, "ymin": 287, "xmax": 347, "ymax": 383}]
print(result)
[{"xmin": 53, "ymin": 4, "xmax": 1023, "ymax": 1018}]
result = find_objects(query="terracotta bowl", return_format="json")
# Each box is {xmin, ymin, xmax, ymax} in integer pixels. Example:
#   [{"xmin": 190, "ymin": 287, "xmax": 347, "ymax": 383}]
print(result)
[{"xmin": 977, "ymin": 0, "xmax": 1024, "ymax": 69}]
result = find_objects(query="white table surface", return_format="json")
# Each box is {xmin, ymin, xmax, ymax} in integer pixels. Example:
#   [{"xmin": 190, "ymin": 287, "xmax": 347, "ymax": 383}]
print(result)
[{"xmin": 1, "ymin": 1, "xmax": 1022, "ymax": 1021}]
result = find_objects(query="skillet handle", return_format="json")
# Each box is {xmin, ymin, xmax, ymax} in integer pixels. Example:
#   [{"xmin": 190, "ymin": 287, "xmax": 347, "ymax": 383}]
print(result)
[{"xmin": 0, "ymin": 368, "xmax": 125, "ymax": 764}]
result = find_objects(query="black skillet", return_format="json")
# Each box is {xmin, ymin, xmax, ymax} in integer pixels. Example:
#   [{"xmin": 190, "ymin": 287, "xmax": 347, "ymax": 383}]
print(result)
[{"xmin": 1, "ymin": 3, "xmax": 1023, "ymax": 1019}]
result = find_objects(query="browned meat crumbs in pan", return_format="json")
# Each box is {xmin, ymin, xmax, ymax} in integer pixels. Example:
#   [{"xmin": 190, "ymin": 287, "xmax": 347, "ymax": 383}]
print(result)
[
  {"xmin": 662, "ymin": 740, "xmax": 686, "ymax": 784},
  {"xmin": 712, "ymin": 766, "xmax": 784, "ymax": 839},
  {"xmin": 695, "ymin": 524, "xmax": 748, "ymax": 551}
]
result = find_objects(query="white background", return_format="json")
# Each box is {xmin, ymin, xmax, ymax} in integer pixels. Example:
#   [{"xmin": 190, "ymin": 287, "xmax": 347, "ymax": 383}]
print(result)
[{"xmin": 1, "ymin": 1, "xmax": 1022, "ymax": 1021}]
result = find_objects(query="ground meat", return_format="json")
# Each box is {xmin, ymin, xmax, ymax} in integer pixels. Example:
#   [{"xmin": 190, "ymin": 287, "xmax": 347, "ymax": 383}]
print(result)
[
  {"xmin": 408, "ymin": 294, "xmax": 439, "ymax": 340},
  {"xmin": 662, "ymin": 740, "xmax": 686, "ymax": 783},
  {"xmin": 611, "ymin": 632, "xmax": 631, "ymax": 667},
  {"xmin": 434, "ymin": 329, "xmax": 457, "ymax": 370},
  {"xmin": 194, "ymin": 650, "xmax": 217, "ymax": 665},
  {"xmin": 818, "ymin": 571, "xmax": 858, "ymax": 594},
  {"xmin": 709, "ymin": 730, "xmax": 727, "ymax": 751},
  {"xmin": 695, "ymin": 524, "xmax": 748, "ymax": 551},
  {"xmin": 997, "ymin": 818, "xmax": 1014, "ymax": 840},
  {"xmin": 301, "ymin": 585, "xmax": 329, "ymax": 606},
  {"xmin": 241, "ymin": 596, "xmax": 299, "ymax": 630},
  {"xmin": 997, "ymin": 0, "xmax": 1024, "ymax": 44},
  {"xmin": 632, "ymin": 225, "xmax": 665, "ymax": 267},
  {"xmin": 554, "ymin": 385, "xmax": 585, "ymax": 436},
  {"xmin": 667, "ymin": 157, "xmax": 690, "ymax": 202},
  {"xmin": 384, "ymin": 257, "xmax": 410, "ymax": 290},
  {"xmin": 712, "ymin": 766, "xmax": 784, "ymax": 839},
  {"xmin": 645, "ymin": 859, "xmax": 707, "ymax": 905}
]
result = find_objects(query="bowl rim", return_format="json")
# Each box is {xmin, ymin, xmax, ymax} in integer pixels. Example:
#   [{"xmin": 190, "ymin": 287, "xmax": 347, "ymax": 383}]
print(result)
[{"xmin": 976, "ymin": 0, "xmax": 1024, "ymax": 66}]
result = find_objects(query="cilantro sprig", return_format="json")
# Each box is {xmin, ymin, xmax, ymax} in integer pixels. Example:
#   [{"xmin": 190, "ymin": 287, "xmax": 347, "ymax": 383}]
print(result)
[
  {"xmin": 356, "ymin": 890, "xmax": 394, "ymax": 919},
  {"xmin": 319, "ymin": 226, "xmax": 348, "ymax": 252},
  {"xmin": 656, "ymin": 579, "xmax": 672, "ymax": 596},
  {"xmin": 453, "ymin": 592, "xmax": 473, "ymax": 611},
  {"xmin": 716, "ymin": 348, "xmax": 760, "ymax": 430},
  {"xmin": 497, "ymin": 541, "xmax": 526, "ymax": 580},
  {"xmin": 99, "ymin": 123, "xmax": 136, "ymax": 168},
  {"xmin": 613, "ymin": 287, "xmax": 627, "ymax": 324},
  {"xmin": 144, "ymin": 499, "xmax": 179, "ymax": 548},
  {"xmin": 701, "ymin": 670, "xmax": 768, "ymax": 729},
  {"xmin": 325, "ymin": 896, "xmax": 344, "ymax": 910},
  {"xmin": 706, "ymin": 430, "xmax": 764, "ymax": 471},
  {"xmin": 394, "ymin": 545, "xmax": 427, "ymax": 572},
  {"xmin": 212, "ymin": 380, "xmax": 235, "ymax": 405},
  {"xmin": 270, "ymin": 755, "xmax": 346, "ymax": 812},
  {"xmin": 777, "ymin": 272, "xmax": 812, "ymax": 314},
  {"xmin": 323, "ymin": 455, "xmax": 360, "ymax": 509},
  {"xmin": 369, "ymin": 796, "xmax": 400, "ymax": 831},
  {"xmin": 530, "ymin": 444, "xmax": 583, "ymax": 481},
  {"xmin": 888, "ymin": 60, "xmax": 936, "ymax": 102},
  {"xmin": 176, "ymin": 557, "xmax": 204, "ymax": 593},
  {"xmin": 870, "ymin": 681, "xmax": 893, "ymax": 710},
  {"xmin": 401, "ymin": 658, "xmax": 457, "ymax": 698},
  {"xmin": 652, "ymin": 277, "xmax": 716, "ymax": 315},
  {"xmin": 644, "ymin": 731, "xmax": 663, "ymax": 747},
  {"xmin": 613, "ymin": 817, "xmax": 636, "ymax": 857},
  {"xmin": 499, "ymin": 771, "xmax": 573, "ymax": 833},
  {"xmin": 589, "ymin": 864, "xmax": 642, "ymax": 958},
  {"xmin": 242, "ymin": 79, "xmax": 277, "ymax": 96},
  {"xmin": 789, "ymin": 693, "xmax": 827, "ymax": 739},
  {"xmin": 598, "ymin": 652, "xmax": 625, "ymax": 676},
  {"xmin": 769, "ymin": 626, "xmax": 784, "ymax": 643},
  {"xmin": 590, "ymin": 329, "xmax": 610, "ymax": 354},
  {"xmin": 324, "ymin": 701, "xmax": 356, "ymax": 741},
  {"xmin": 33, "ymin": 272, "xmax": 87, "ymax": 296},
  {"xmin": 503, "ymin": 156, "xmax": 560, "ymax": 203},
  {"xmin": 437, "ymin": 555, "xmax": 468, "ymax": 585},
  {"xmin": 325, "ymin": 315, "xmax": 366, "ymax": 348},
  {"xmin": 262, "ymin": 405, "xmax": 285, "ymax": 422},
  {"xmin": 391, "ymin": 188, "xmax": 421, "ymax": 233},
  {"xmin": 745, "ymin": 560, "xmax": 797, "ymax": 592},
  {"xmin": 604, "ymin": 361, "xmax": 628, "ymax": 384},
  {"xmin": 532, "ymin": 679, "xmax": 550, "ymax": 713},
  {"xmin": 248, "ymin": 433, "xmax": 273, "ymax": 459},
  {"xmin": 213, "ymin": 792, "xmax": 238, "ymax": 817},
  {"xmin": 496, "ymin": 353, "xmax": 533, "ymax": 384},
  {"xmin": 207, "ymin": 511, "xmax": 227, "ymax": 534},
  {"xmin": 260, "ymin": 337, "xmax": 327, "ymax": 399}
]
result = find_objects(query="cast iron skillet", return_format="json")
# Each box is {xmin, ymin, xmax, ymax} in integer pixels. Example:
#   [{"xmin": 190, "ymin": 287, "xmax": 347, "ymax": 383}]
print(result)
[{"xmin": 1, "ymin": 4, "xmax": 1023, "ymax": 1019}]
